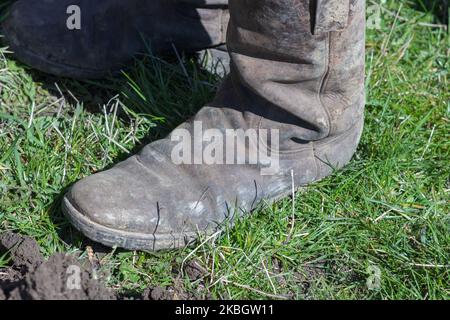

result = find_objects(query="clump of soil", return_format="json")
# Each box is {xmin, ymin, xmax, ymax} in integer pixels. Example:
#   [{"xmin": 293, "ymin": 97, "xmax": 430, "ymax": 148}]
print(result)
[
  {"xmin": 0, "ymin": 232, "xmax": 206, "ymax": 300},
  {"xmin": 142, "ymin": 284, "xmax": 191, "ymax": 300},
  {"xmin": 0, "ymin": 232, "xmax": 115, "ymax": 300},
  {"xmin": 0, "ymin": 232, "xmax": 44, "ymax": 271}
]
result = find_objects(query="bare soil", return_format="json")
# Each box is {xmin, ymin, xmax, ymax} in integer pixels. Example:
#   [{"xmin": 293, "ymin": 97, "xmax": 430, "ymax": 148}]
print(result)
[{"xmin": 0, "ymin": 232, "xmax": 204, "ymax": 300}]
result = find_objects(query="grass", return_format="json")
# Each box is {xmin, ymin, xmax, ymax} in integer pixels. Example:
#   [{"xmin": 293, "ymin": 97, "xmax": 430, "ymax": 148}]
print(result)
[{"xmin": 0, "ymin": 0, "xmax": 449, "ymax": 299}]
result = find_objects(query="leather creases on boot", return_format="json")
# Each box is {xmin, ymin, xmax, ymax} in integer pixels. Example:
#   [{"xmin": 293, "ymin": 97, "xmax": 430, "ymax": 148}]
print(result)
[
  {"xmin": 1, "ymin": 0, "xmax": 229, "ymax": 78},
  {"xmin": 62, "ymin": 0, "xmax": 366, "ymax": 251}
]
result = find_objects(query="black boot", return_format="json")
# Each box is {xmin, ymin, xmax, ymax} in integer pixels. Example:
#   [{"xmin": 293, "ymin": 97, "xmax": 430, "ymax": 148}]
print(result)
[{"xmin": 1, "ymin": 0, "xmax": 229, "ymax": 78}]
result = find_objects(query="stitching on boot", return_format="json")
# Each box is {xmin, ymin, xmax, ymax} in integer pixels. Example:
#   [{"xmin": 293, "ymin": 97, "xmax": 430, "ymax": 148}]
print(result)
[
  {"xmin": 219, "ymin": 9, "xmax": 229, "ymax": 44},
  {"xmin": 313, "ymin": 31, "xmax": 334, "ymax": 179},
  {"xmin": 318, "ymin": 32, "xmax": 333, "ymax": 138},
  {"xmin": 311, "ymin": 141, "xmax": 320, "ymax": 182}
]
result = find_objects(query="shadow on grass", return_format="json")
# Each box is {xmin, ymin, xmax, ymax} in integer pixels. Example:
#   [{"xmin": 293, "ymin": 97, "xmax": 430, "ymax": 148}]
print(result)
[
  {"xmin": 32, "ymin": 51, "xmax": 224, "ymax": 248},
  {"xmin": 413, "ymin": 0, "xmax": 448, "ymax": 24}
]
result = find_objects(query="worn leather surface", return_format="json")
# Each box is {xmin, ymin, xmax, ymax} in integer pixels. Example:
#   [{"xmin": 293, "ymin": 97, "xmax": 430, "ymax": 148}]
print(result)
[
  {"xmin": 64, "ymin": 0, "xmax": 366, "ymax": 250},
  {"xmin": 314, "ymin": 0, "xmax": 351, "ymax": 33},
  {"xmin": 1, "ymin": 0, "xmax": 229, "ymax": 78}
]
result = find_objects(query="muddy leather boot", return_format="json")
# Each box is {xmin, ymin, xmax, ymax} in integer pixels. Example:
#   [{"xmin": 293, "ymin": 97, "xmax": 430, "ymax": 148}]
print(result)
[
  {"xmin": 63, "ymin": 0, "xmax": 365, "ymax": 251},
  {"xmin": 1, "ymin": 0, "xmax": 229, "ymax": 78}
]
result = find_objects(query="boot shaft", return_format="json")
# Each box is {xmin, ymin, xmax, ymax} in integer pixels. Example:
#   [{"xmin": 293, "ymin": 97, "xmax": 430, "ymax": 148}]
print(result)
[{"xmin": 227, "ymin": 0, "xmax": 365, "ymax": 147}]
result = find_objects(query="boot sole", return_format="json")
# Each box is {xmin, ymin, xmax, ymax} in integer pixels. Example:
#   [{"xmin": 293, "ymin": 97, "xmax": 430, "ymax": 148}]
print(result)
[{"xmin": 62, "ymin": 188, "xmax": 298, "ymax": 252}]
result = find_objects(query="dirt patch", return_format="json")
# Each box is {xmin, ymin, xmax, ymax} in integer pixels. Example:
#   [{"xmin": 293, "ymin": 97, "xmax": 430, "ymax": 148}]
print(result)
[
  {"xmin": 139, "ymin": 259, "xmax": 210, "ymax": 300},
  {"xmin": 0, "ymin": 232, "xmax": 115, "ymax": 300},
  {"xmin": 271, "ymin": 257, "xmax": 327, "ymax": 299},
  {"xmin": 7, "ymin": 253, "xmax": 116, "ymax": 300},
  {"xmin": 0, "ymin": 232, "xmax": 44, "ymax": 271},
  {"xmin": 142, "ymin": 283, "xmax": 190, "ymax": 300},
  {"xmin": 0, "ymin": 232, "xmax": 205, "ymax": 300},
  {"xmin": 184, "ymin": 259, "xmax": 208, "ymax": 282}
]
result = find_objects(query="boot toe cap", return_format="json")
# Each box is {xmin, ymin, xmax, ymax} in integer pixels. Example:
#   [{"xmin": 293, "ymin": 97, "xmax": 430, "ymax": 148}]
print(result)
[
  {"xmin": 62, "ymin": 156, "xmax": 215, "ymax": 250},
  {"xmin": 65, "ymin": 169, "xmax": 161, "ymax": 235}
]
